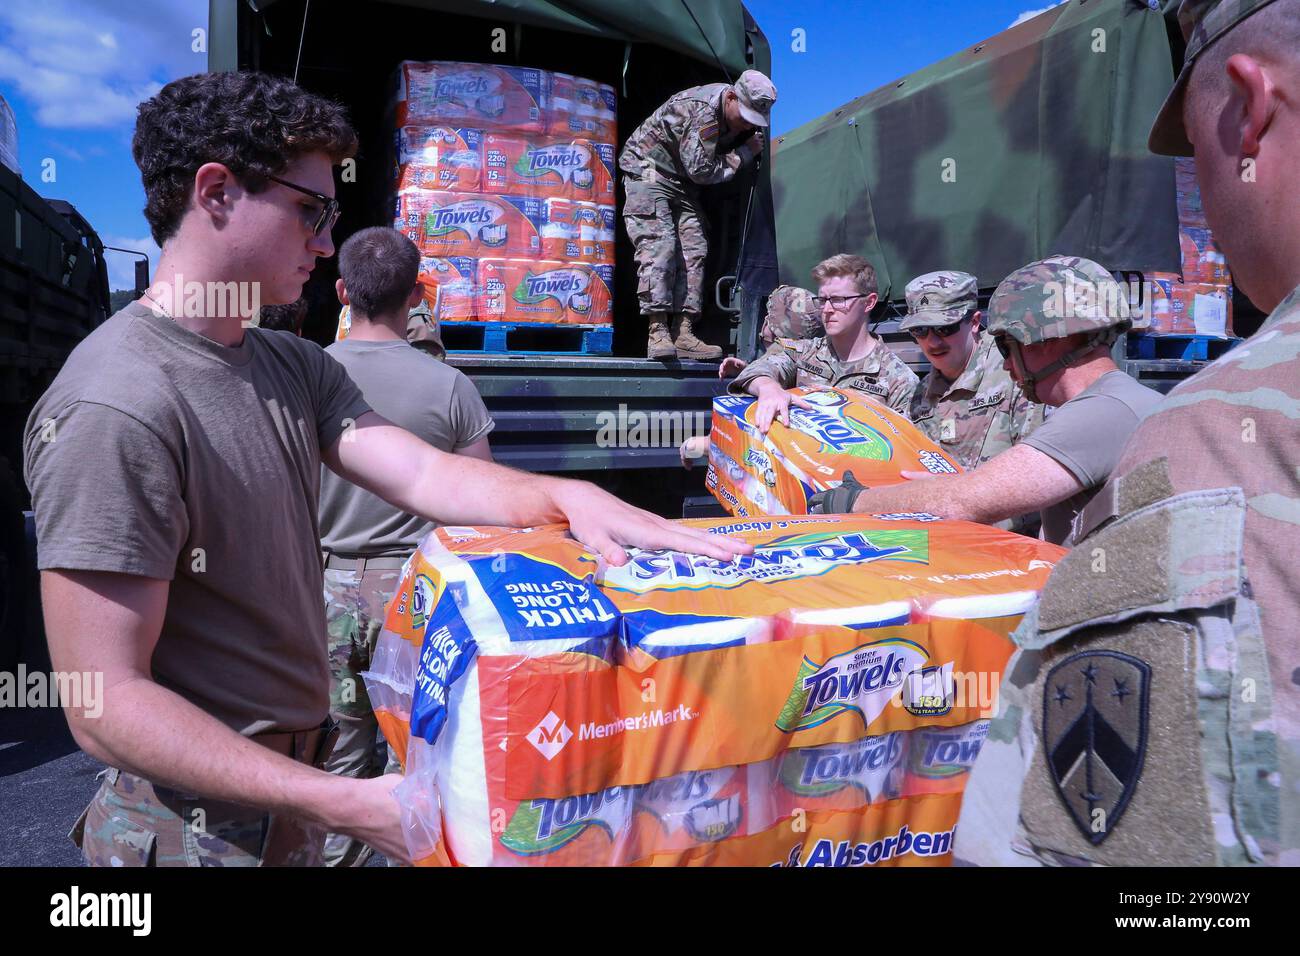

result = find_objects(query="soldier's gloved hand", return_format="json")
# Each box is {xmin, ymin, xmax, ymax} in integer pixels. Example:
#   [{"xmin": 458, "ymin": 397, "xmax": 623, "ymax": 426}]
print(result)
[{"xmin": 810, "ymin": 471, "xmax": 867, "ymax": 515}]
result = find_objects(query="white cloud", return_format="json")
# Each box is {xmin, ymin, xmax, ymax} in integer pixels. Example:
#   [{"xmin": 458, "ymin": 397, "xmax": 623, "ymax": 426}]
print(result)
[
  {"xmin": 0, "ymin": 0, "xmax": 206, "ymax": 129},
  {"xmin": 101, "ymin": 234, "xmax": 160, "ymax": 292},
  {"xmin": 1009, "ymin": 1, "xmax": 1070, "ymax": 28}
]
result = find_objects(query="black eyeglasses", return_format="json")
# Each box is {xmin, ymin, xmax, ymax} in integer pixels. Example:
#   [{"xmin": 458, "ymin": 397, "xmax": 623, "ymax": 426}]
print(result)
[
  {"xmin": 810, "ymin": 293, "xmax": 871, "ymax": 311},
  {"xmin": 908, "ymin": 320, "xmax": 965, "ymax": 342},
  {"xmin": 265, "ymin": 173, "xmax": 341, "ymax": 236},
  {"xmin": 992, "ymin": 335, "xmax": 1014, "ymax": 360}
]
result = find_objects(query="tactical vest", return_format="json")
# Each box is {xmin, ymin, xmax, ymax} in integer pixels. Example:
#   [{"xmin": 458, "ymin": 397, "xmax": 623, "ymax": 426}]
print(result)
[{"xmin": 996, "ymin": 457, "xmax": 1278, "ymax": 865}]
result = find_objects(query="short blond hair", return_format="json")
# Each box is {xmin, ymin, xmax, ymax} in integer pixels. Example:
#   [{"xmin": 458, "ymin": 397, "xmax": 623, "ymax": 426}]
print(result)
[{"xmin": 811, "ymin": 254, "xmax": 878, "ymax": 296}]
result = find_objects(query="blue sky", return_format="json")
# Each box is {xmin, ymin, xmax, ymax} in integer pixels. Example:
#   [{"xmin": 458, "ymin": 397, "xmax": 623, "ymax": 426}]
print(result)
[{"xmin": 0, "ymin": 0, "xmax": 1064, "ymax": 290}]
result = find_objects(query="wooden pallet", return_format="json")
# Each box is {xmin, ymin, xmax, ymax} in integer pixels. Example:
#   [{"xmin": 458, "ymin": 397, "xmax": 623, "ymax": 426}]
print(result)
[
  {"xmin": 1126, "ymin": 333, "xmax": 1241, "ymax": 362},
  {"xmin": 440, "ymin": 321, "xmax": 613, "ymax": 355}
]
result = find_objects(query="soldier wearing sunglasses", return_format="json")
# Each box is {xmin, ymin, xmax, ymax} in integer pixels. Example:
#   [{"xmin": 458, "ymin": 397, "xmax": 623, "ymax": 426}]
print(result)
[
  {"xmin": 901, "ymin": 272, "xmax": 1044, "ymax": 533},
  {"xmin": 729, "ymin": 254, "xmax": 919, "ymax": 432}
]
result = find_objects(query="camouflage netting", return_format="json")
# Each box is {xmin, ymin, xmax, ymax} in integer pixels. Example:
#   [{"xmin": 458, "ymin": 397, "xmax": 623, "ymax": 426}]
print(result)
[{"xmin": 771, "ymin": 0, "xmax": 1183, "ymax": 301}]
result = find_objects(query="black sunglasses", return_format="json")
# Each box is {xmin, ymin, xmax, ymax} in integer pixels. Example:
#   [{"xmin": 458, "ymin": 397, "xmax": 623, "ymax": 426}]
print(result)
[
  {"xmin": 908, "ymin": 320, "xmax": 965, "ymax": 342},
  {"xmin": 992, "ymin": 334, "xmax": 1014, "ymax": 359},
  {"xmin": 265, "ymin": 173, "xmax": 341, "ymax": 236}
]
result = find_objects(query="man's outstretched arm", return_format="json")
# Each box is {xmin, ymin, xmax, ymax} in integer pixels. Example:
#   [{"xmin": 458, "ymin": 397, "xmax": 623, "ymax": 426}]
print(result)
[
  {"xmin": 43, "ymin": 569, "xmax": 411, "ymax": 862},
  {"xmin": 324, "ymin": 411, "xmax": 753, "ymax": 566},
  {"xmin": 846, "ymin": 442, "xmax": 1084, "ymax": 526}
]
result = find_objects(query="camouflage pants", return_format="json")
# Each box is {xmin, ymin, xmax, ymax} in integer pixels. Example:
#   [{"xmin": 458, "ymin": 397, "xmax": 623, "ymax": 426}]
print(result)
[
  {"xmin": 623, "ymin": 175, "xmax": 708, "ymax": 317},
  {"xmin": 73, "ymin": 730, "xmax": 332, "ymax": 867},
  {"xmin": 323, "ymin": 564, "xmax": 404, "ymax": 867}
]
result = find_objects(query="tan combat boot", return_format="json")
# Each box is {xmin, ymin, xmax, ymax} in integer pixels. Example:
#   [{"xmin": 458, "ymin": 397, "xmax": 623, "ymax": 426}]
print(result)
[
  {"xmin": 647, "ymin": 314, "xmax": 676, "ymax": 360},
  {"xmin": 671, "ymin": 314, "xmax": 723, "ymax": 361}
]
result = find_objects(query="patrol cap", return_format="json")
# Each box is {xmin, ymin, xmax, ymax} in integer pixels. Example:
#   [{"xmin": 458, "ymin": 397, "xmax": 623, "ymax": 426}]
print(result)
[
  {"xmin": 898, "ymin": 271, "xmax": 978, "ymax": 331},
  {"xmin": 1149, "ymin": 0, "xmax": 1282, "ymax": 156},
  {"xmin": 733, "ymin": 70, "xmax": 777, "ymax": 127}
]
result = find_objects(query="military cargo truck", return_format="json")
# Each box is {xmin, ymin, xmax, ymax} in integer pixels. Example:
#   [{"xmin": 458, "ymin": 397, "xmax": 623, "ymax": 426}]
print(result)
[
  {"xmin": 769, "ymin": 0, "xmax": 1264, "ymax": 385},
  {"xmin": 0, "ymin": 150, "xmax": 117, "ymax": 669},
  {"xmin": 209, "ymin": 0, "xmax": 778, "ymax": 516}
]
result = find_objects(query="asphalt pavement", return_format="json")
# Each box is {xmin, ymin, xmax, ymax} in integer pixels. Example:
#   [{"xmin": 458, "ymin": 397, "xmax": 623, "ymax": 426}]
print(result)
[{"xmin": 0, "ymin": 704, "xmax": 102, "ymax": 866}]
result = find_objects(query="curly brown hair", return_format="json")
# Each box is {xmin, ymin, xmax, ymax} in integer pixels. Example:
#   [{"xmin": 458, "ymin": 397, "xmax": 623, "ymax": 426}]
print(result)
[{"xmin": 132, "ymin": 71, "xmax": 357, "ymax": 245}]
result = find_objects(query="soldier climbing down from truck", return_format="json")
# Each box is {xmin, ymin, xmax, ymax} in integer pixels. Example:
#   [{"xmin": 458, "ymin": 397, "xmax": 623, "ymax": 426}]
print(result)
[{"xmin": 619, "ymin": 69, "xmax": 776, "ymax": 361}]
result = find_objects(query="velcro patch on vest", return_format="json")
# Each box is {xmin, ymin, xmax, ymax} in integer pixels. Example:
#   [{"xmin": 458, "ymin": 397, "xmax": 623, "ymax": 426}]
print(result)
[
  {"xmin": 1033, "ymin": 488, "xmax": 1246, "ymax": 641},
  {"xmin": 1019, "ymin": 622, "xmax": 1216, "ymax": 866},
  {"xmin": 1042, "ymin": 650, "xmax": 1150, "ymax": 844}
]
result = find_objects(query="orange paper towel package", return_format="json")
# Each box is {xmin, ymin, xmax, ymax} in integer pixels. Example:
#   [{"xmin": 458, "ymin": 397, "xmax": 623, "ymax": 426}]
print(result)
[
  {"xmin": 394, "ymin": 61, "xmax": 546, "ymax": 131},
  {"xmin": 395, "ymin": 190, "xmax": 544, "ymax": 258},
  {"xmin": 416, "ymin": 257, "xmax": 477, "ymax": 320},
  {"xmin": 483, "ymin": 134, "xmax": 615, "ymax": 202},
  {"xmin": 707, "ymin": 387, "xmax": 964, "ymax": 518},
  {"xmin": 478, "ymin": 258, "xmax": 612, "ymax": 325},
  {"xmin": 395, "ymin": 126, "xmax": 484, "ymax": 193},
  {"xmin": 363, "ymin": 516, "xmax": 1066, "ymax": 867},
  {"xmin": 546, "ymin": 72, "xmax": 618, "ymax": 141}
]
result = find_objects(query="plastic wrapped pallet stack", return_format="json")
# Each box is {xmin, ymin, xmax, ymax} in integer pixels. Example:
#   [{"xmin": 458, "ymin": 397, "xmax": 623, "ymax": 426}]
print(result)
[
  {"xmin": 385, "ymin": 62, "xmax": 617, "ymax": 348},
  {"xmin": 1135, "ymin": 157, "xmax": 1234, "ymax": 337},
  {"xmin": 364, "ymin": 516, "xmax": 1067, "ymax": 867}
]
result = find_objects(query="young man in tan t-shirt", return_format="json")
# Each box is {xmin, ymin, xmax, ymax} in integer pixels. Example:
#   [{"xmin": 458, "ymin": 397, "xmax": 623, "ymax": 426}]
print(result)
[{"xmin": 24, "ymin": 71, "xmax": 750, "ymax": 867}]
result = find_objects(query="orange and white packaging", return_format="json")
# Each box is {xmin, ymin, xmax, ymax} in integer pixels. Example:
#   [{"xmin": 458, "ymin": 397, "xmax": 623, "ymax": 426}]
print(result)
[
  {"xmin": 395, "ymin": 126, "xmax": 484, "ymax": 193},
  {"xmin": 478, "ymin": 258, "xmax": 612, "ymax": 325},
  {"xmin": 394, "ymin": 190, "xmax": 544, "ymax": 258},
  {"xmin": 482, "ymin": 133, "xmax": 615, "ymax": 202},
  {"xmin": 393, "ymin": 60, "xmax": 545, "ymax": 131},
  {"xmin": 594, "ymin": 204, "xmax": 616, "ymax": 265},
  {"xmin": 1141, "ymin": 274, "xmax": 1234, "ymax": 337},
  {"xmin": 416, "ymin": 256, "xmax": 477, "ymax": 321},
  {"xmin": 363, "ymin": 516, "xmax": 1065, "ymax": 866},
  {"xmin": 707, "ymin": 386, "xmax": 964, "ymax": 518},
  {"xmin": 540, "ymin": 198, "xmax": 583, "ymax": 261},
  {"xmin": 547, "ymin": 72, "xmax": 618, "ymax": 142}
]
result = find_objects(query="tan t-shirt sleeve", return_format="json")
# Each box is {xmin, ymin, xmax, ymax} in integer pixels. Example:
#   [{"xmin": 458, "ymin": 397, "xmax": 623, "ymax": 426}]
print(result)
[
  {"xmin": 448, "ymin": 371, "xmax": 495, "ymax": 450},
  {"xmin": 25, "ymin": 401, "xmax": 188, "ymax": 579},
  {"xmin": 309, "ymin": 344, "xmax": 373, "ymax": 450}
]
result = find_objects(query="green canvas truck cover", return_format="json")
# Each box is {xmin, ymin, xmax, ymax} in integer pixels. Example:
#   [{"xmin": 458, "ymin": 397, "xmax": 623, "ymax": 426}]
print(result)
[{"xmin": 771, "ymin": 0, "xmax": 1181, "ymax": 299}]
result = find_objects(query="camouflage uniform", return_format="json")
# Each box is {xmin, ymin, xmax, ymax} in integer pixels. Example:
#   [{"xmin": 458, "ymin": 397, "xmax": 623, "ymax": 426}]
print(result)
[
  {"xmin": 619, "ymin": 73, "xmax": 773, "ymax": 321},
  {"xmin": 901, "ymin": 272, "xmax": 1042, "ymax": 469},
  {"xmin": 730, "ymin": 335, "xmax": 919, "ymax": 417},
  {"xmin": 74, "ymin": 729, "xmax": 333, "ymax": 867},
  {"xmin": 322, "ymin": 563, "xmax": 404, "ymax": 867},
  {"xmin": 911, "ymin": 334, "xmax": 1041, "ymax": 468},
  {"xmin": 761, "ymin": 284, "xmax": 823, "ymax": 345},
  {"xmin": 958, "ymin": 0, "xmax": 1298, "ymax": 867}
]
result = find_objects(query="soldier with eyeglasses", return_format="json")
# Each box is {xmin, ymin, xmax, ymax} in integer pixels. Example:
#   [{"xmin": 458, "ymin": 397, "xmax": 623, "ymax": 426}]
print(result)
[{"xmin": 729, "ymin": 254, "xmax": 919, "ymax": 432}]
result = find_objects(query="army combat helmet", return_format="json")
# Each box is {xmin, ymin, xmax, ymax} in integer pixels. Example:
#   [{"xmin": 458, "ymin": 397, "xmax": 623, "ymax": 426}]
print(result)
[{"xmin": 986, "ymin": 255, "xmax": 1131, "ymax": 403}]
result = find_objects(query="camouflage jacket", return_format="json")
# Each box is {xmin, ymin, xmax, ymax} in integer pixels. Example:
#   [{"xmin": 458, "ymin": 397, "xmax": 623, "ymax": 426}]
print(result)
[
  {"xmin": 957, "ymin": 285, "xmax": 1300, "ymax": 867},
  {"xmin": 909, "ymin": 332, "xmax": 1043, "ymax": 469},
  {"xmin": 730, "ymin": 334, "xmax": 919, "ymax": 416},
  {"xmin": 618, "ymin": 83, "xmax": 758, "ymax": 186}
]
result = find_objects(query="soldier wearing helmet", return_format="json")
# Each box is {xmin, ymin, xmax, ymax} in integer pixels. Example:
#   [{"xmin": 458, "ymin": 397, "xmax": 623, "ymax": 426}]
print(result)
[{"xmin": 811, "ymin": 255, "xmax": 1163, "ymax": 548}]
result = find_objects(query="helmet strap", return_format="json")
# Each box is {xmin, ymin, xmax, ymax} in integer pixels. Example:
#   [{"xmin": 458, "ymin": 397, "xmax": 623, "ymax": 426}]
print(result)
[{"xmin": 1008, "ymin": 337, "xmax": 1100, "ymax": 404}]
